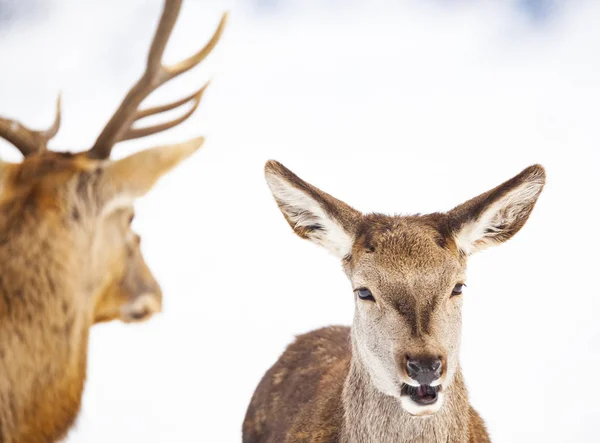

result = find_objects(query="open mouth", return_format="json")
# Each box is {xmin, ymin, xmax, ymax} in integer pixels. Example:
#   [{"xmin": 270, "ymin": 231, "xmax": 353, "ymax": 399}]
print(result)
[{"xmin": 401, "ymin": 384, "xmax": 441, "ymax": 406}]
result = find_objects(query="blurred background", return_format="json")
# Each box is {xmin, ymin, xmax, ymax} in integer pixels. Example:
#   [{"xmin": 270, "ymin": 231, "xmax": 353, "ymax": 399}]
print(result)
[{"xmin": 1, "ymin": 0, "xmax": 599, "ymax": 441}]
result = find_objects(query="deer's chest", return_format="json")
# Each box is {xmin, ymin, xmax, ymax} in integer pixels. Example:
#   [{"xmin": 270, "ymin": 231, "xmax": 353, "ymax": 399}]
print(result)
[{"xmin": 341, "ymin": 396, "xmax": 469, "ymax": 443}]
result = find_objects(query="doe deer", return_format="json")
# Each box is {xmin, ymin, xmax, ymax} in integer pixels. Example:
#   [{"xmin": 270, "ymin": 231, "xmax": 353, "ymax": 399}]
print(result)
[
  {"xmin": 243, "ymin": 160, "xmax": 545, "ymax": 443},
  {"xmin": 0, "ymin": 1, "xmax": 225, "ymax": 441}
]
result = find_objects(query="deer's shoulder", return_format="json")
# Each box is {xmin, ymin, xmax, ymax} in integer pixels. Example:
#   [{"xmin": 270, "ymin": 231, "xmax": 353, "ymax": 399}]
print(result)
[
  {"xmin": 468, "ymin": 406, "xmax": 491, "ymax": 443},
  {"xmin": 243, "ymin": 326, "xmax": 351, "ymax": 443},
  {"xmin": 286, "ymin": 325, "xmax": 351, "ymax": 364}
]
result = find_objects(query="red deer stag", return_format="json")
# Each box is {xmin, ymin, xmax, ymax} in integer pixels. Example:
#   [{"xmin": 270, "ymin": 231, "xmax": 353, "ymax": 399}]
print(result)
[
  {"xmin": 0, "ymin": 1, "xmax": 226, "ymax": 442},
  {"xmin": 243, "ymin": 161, "xmax": 545, "ymax": 443}
]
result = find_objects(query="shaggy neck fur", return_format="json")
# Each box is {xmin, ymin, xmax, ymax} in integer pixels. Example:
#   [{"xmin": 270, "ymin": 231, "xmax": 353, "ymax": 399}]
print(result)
[
  {"xmin": 340, "ymin": 329, "xmax": 471, "ymax": 443},
  {"xmin": 0, "ymin": 211, "xmax": 92, "ymax": 443}
]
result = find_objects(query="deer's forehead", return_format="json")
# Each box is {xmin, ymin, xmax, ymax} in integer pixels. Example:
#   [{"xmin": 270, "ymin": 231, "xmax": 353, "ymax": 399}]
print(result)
[
  {"xmin": 13, "ymin": 153, "xmax": 98, "ymax": 186},
  {"xmin": 352, "ymin": 255, "xmax": 461, "ymax": 292},
  {"xmin": 0, "ymin": 155, "xmax": 106, "ymax": 221},
  {"xmin": 353, "ymin": 216, "xmax": 459, "ymax": 268},
  {"xmin": 349, "ymin": 219, "xmax": 464, "ymax": 295}
]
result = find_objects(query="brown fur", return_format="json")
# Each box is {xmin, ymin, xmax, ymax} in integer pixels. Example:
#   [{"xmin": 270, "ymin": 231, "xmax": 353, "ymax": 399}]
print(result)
[
  {"xmin": 244, "ymin": 327, "xmax": 490, "ymax": 443},
  {"xmin": 244, "ymin": 161, "xmax": 544, "ymax": 443},
  {"xmin": 0, "ymin": 1, "xmax": 223, "ymax": 439},
  {"xmin": 0, "ymin": 146, "xmax": 199, "ymax": 442},
  {"xmin": 244, "ymin": 327, "xmax": 349, "ymax": 443}
]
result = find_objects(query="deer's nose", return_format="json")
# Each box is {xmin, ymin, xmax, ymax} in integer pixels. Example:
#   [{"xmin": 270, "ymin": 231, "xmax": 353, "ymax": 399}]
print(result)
[{"xmin": 406, "ymin": 357, "xmax": 442, "ymax": 385}]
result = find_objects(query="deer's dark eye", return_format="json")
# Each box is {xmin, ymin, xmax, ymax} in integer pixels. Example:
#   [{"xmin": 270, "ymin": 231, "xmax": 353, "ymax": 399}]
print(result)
[
  {"xmin": 451, "ymin": 284, "xmax": 465, "ymax": 297},
  {"xmin": 356, "ymin": 288, "xmax": 375, "ymax": 302}
]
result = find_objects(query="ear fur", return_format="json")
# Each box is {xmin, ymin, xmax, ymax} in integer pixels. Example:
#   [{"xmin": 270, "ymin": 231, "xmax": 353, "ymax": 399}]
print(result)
[
  {"xmin": 446, "ymin": 164, "xmax": 546, "ymax": 255},
  {"xmin": 98, "ymin": 136, "xmax": 204, "ymax": 207},
  {"xmin": 264, "ymin": 160, "xmax": 362, "ymax": 259}
]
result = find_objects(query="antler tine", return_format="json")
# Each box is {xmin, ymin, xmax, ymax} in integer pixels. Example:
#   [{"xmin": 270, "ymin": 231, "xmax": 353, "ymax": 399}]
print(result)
[
  {"xmin": 122, "ymin": 83, "xmax": 208, "ymax": 141},
  {"xmin": 164, "ymin": 13, "xmax": 227, "ymax": 79},
  {"xmin": 88, "ymin": 0, "xmax": 227, "ymax": 160},
  {"xmin": 41, "ymin": 93, "xmax": 62, "ymax": 139},
  {"xmin": 146, "ymin": 0, "xmax": 182, "ymax": 76},
  {"xmin": 0, "ymin": 119, "xmax": 38, "ymax": 156},
  {"xmin": 135, "ymin": 82, "xmax": 209, "ymax": 120},
  {"xmin": 88, "ymin": 0, "xmax": 183, "ymax": 159},
  {"xmin": 0, "ymin": 93, "xmax": 62, "ymax": 157}
]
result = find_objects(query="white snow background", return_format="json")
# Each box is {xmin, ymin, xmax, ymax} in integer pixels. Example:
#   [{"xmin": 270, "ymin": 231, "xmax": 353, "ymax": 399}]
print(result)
[{"xmin": 0, "ymin": 0, "xmax": 599, "ymax": 441}]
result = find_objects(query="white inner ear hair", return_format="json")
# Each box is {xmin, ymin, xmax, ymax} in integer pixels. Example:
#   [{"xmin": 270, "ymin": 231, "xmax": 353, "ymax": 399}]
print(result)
[
  {"xmin": 101, "ymin": 194, "xmax": 135, "ymax": 218},
  {"xmin": 266, "ymin": 174, "xmax": 354, "ymax": 259},
  {"xmin": 454, "ymin": 179, "xmax": 544, "ymax": 255}
]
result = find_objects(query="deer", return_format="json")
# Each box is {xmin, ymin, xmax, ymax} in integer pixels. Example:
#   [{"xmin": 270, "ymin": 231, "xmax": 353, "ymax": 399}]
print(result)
[
  {"xmin": 243, "ymin": 160, "xmax": 546, "ymax": 443},
  {"xmin": 0, "ymin": 1, "xmax": 226, "ymax": 442}
]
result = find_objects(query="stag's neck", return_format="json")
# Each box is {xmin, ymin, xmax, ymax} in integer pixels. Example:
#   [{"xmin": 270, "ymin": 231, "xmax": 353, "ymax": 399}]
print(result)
[
  {"xmin": 340, "ymin": 339, "xmax": 471, "ymax": 443},
  {"xmin": 0, "ymin": 231, "xmax": 91, "ymax": 442}
]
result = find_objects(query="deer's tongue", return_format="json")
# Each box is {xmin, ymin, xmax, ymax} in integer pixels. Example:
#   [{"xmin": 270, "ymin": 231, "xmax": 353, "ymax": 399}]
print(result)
[
  {"xmin": 417, "ymin": 385, "xmax": 431, "ymax": 398},
  {"xmin": 401, "ymin": 383, "xmax": 440, "ymax": 405},
  {"xmin": 410, "ymin": 384, "xmax": 438, "ymax": 405}
]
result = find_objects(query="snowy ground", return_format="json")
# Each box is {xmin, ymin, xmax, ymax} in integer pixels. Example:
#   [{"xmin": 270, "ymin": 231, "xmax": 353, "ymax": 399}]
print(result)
[{"xmin": 0, "ymin": 0, "xmax": 599, "ymax": 441}]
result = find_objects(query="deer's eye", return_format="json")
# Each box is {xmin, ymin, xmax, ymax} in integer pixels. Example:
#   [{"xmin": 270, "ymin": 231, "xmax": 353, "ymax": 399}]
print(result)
[
  {"xmin": 356, "ymin": 288, "xmax": 375, "ymax": 302},
  {"xmin": 451, "ymin": 284, "xmax": 465, "ymax": 297}
]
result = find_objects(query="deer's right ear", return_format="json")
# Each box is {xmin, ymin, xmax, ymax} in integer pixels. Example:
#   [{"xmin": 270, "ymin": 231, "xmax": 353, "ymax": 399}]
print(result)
[
  {"xmin": 96, "ymin": 137, "xmax": 204, "ymax": 209},
  {"xmin": 264, "ymin": 160, "xmax": 362, "ymax": 259}
]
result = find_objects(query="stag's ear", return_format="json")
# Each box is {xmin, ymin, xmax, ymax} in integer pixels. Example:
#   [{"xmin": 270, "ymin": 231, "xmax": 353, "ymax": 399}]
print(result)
[
  {"xmin": 264, "ymin": 160, "xmax": 362, "ymax": 259},
  {"xmin": 98, "ymin": 137, "xmax": 204, "ymax": 207},
  {"xmin": 447, "ymin": 165, "xmax": 546, "ymax": 255}
]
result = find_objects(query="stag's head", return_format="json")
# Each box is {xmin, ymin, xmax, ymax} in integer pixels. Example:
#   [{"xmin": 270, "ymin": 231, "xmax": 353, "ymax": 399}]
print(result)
[
  {"xmin": 265, "ymin": 160, "xmax": 545, "ymax": 417},
  {"xmin": 0, "ymin": 0, "xmax": 226, "ymax": 324}
]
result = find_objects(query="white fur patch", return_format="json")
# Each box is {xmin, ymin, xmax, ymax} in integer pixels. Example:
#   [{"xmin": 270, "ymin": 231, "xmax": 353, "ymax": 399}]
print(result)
[
  {"xmin": 120, "ymin": 293, "xmax": 162, "ymax": 323},
  {"xmin": 400, "ymin": 391, "xmax": 445, "ymax": 417},
  {"xmin": 454, "ymin": 178, "xmax": 544, "ymax": 255},
  {"xmin": 101, "ymin": 194, "xmax": 134, "ymax": 217},
  {"xmin": 266, "ymin": 173, "xmax": 354, "ymax": 258},
  {"xmin": 355, "ymin": 335, "xmax": 402, "ymax": 398}
]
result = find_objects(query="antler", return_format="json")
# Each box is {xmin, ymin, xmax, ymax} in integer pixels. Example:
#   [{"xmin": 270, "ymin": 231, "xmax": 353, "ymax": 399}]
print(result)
[
  {"xmin": 0, "ymin": 94, "xmax": 62, "ymax": 157},
  {"xmin": 87, "ymin": 0, "xmax": 227, "ymax": 159}
]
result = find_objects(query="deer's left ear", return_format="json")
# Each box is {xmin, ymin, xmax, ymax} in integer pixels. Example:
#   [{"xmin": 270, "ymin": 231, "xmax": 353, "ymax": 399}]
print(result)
[
  {"xmin": 446, "ymin": 164, "xmax": 546, "ymax": 255},
  {"xmin": 97, "ymin": 137, "xmax": 204, "ymax": 206}
]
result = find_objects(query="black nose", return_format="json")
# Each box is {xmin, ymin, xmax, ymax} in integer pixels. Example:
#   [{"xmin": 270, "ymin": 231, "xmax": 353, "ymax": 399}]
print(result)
[{"xmin": 406, "ymin": 357, "xmax": 442, "ymax": 385}]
